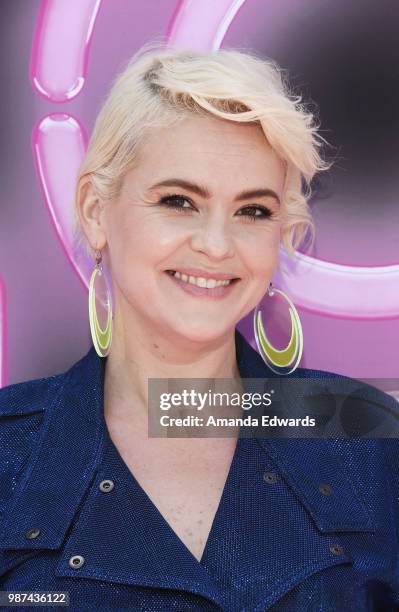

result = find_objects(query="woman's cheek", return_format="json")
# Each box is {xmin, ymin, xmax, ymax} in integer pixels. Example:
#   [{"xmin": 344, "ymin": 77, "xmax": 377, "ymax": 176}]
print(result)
[
  {"xmin": 146, "ymin": 216, "xmax": 193, "ymax": 249},
  {"xmin": 240, "ymin": 230, "xmax": 279, "ymax": 268}
]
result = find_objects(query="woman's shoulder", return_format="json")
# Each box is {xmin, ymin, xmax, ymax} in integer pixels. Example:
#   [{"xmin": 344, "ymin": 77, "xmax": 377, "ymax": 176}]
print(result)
[
  {"xmin": 0, "ymin": 345, "xmax": 94, "ymax": 418},
  {"xmin": 0, "ymin": 372, "xmax": 67, "ymax": 514},
  {"xmin": 285, "ymin": 365, "xmax": 399, "ymax": 481},
  {"xmin": 0, "ymin": 371, "xmax": 65, "ymax": 417},
  {"xmin": 242, "ymin": 331, "xmax": 399, "ymax": 471},
  {"xmin": 0, "ymin": 347, "xmax": 103, "ymax": 556},
  {"xmin": 300, "ymin": 364, "xmax": 399, "ymax": 439}
]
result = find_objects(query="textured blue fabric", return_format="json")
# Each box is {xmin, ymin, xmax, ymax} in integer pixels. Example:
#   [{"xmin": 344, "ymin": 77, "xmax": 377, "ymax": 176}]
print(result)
[{"xmin": 0, "ymin": 329, "xmax": 398, "ymax": 611}]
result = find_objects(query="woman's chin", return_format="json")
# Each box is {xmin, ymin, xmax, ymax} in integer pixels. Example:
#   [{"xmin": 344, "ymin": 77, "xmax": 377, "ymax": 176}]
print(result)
[{"xmin": 168, "ymin": 324, "xmax": 234, "ymax": 346}]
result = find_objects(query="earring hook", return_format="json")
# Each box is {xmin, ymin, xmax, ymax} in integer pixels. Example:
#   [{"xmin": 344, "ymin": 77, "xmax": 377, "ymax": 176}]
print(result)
[{"xmin": 94, "ymin": 248, "xmax": 102, "ymax": 266}]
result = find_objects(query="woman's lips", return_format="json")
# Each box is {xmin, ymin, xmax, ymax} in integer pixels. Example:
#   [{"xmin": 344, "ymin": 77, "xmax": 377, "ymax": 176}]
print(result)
[{"xmin": 165, "ymin": 270, "xmax": 240, "ymax": 298}]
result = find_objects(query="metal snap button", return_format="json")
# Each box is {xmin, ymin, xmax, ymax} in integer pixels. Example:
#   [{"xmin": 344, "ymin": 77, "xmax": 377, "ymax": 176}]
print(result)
[
  {"xmin": 329, "ymin": 543, "xmax": 344, "ymax": 556},
  {"xmin": 99, "ymin": 479, "xmax": 114, "ymax": 492},
  {"xmin": 319, "ymin": 483, "xmax": 332, "ymax": 496},
  {"xmin": 263, "ymin": 471, "xmax": 278, "ymax": 484},
  {"xmin": 69, "ymin": 555, "xmax": 85, "ymax": 569},
  {"xmin": 25, "ymin": 527, "xmax": 41, "ymax": 539}
]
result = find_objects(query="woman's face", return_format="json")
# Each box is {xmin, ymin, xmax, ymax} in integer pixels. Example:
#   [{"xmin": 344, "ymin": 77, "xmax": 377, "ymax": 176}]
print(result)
[{"xmin": 103, "ymin": 114, "xmax": 286, "ymax": 345}]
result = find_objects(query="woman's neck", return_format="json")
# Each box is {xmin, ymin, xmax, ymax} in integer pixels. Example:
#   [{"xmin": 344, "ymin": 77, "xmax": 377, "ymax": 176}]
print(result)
[{"xmin": 103, "ymin": 312, "xmax": 241, "ymax": 425}]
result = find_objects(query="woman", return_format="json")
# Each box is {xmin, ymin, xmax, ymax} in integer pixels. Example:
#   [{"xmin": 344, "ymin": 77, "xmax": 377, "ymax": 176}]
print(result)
[{"xmin": 0, "ymin": 43, "xmax": 398, "ymax": 611}]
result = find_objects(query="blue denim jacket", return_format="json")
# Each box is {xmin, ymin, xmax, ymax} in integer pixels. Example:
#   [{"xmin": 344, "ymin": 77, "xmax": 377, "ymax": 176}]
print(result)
[{"xmin": 0, "ymin": 330, "xmax": 398, "ymax": 611}]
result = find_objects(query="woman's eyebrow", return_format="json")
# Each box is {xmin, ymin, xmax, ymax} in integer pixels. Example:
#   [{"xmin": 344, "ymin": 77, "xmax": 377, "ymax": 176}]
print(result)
[
  {"xmin": 236, "ymin": 189, "xmax": 280, "ymax": 205},
  {"xmin": 148, "ymin": 179, "xmax": 280, "ymax": 205},
  {"xmin": 148, "ymin": 179, "xmax": 210, "ymax": 198}
]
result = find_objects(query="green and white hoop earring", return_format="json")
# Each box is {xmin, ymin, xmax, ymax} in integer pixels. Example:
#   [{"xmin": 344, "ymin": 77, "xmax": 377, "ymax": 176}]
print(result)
[
  {"xmin": 88, "ymin": 249, "xmax": 113, "ymax": 357},
  {"xmin": 253, "ymin": 283, "xmax": 303, "ymax": 375}
]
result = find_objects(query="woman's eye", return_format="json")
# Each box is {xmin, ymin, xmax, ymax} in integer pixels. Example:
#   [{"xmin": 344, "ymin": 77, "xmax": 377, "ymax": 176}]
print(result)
[
  {"xmin": 159, "ymin": 195, "xmax": 194, "ymax": 211},
  {"xmin": 158, "ymin": 197, "xmax": 273, "ymax": 220},
  {"xmin": 237, "ymin": 205, "xmax": 273, "ymax": 221}
]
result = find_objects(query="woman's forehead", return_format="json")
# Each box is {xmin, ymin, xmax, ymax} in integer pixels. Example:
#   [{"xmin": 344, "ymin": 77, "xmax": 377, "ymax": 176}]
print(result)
[
  {"xmin": 142, "ymin": 114, "xmax": 269, "ymax": 150},
  {"xmin": 131, "ymin": 115, "xmax": 286, "ymax": 187}
]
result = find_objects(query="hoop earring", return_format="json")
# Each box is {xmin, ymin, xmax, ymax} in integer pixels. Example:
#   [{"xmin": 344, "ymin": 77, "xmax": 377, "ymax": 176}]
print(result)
[
  {"xmin": 253, "ymin": 283, "xmax": 303, "ymax": 375},
  {"xmin": 88, "ymin": 249, "xmax": 113, "ymax": 357}
]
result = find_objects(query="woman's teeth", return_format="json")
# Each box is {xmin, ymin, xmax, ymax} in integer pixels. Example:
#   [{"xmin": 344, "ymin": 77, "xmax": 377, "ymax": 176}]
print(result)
[{"xmin": 169, "ymin": 270, "xmax": 233, "ymax": 288}]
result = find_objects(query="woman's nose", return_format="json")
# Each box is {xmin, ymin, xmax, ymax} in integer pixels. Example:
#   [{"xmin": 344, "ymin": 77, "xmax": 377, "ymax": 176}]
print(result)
[{"xmin": 190, "ymin": 216, "xmax": 235, "ymax": 260}]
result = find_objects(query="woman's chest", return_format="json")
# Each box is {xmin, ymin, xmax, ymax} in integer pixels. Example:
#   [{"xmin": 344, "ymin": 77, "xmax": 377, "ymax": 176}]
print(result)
[
  {"xmin": 106, "ymin": 428, "xmax": 238, "ymax": 562},
  {"xmin": 138, "ymin": 478, "xmax": 224, "ymax": 562}
]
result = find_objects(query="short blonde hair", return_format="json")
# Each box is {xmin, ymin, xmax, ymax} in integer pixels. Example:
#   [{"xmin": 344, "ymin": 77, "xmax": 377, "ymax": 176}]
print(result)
[{"xmin": 73, "ymin": 41, "xmax": 332, "ymax": 256}]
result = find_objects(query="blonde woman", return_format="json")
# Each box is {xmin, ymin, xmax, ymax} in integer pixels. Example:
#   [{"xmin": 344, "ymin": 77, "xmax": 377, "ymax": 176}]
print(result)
[{"xmin": 0, "ymin": 43, "xmax": 398, "ymax": 611}]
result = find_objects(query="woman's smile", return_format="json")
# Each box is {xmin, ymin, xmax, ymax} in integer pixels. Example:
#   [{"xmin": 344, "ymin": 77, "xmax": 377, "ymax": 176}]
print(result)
[{"xmin": 165, "ymin": 269, "xmax": 241, "ymax": 299}]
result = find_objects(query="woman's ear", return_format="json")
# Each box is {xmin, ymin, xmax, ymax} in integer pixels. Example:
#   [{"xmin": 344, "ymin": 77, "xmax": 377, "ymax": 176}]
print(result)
[{"xmin": 76, "ymin": 177, "xmax": 107, "ymax": 251}]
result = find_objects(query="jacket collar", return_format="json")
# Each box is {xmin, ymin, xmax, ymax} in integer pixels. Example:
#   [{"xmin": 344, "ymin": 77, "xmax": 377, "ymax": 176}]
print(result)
[{"xmin": 0, "ymin": 329, "xmax": 374, "ymax": 554}]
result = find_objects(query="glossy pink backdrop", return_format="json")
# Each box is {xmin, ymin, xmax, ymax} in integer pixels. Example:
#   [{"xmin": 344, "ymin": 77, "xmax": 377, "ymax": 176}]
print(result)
[{"xmin": 0, "ymin": 0, "xmax": 398, "ymax": 389}]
